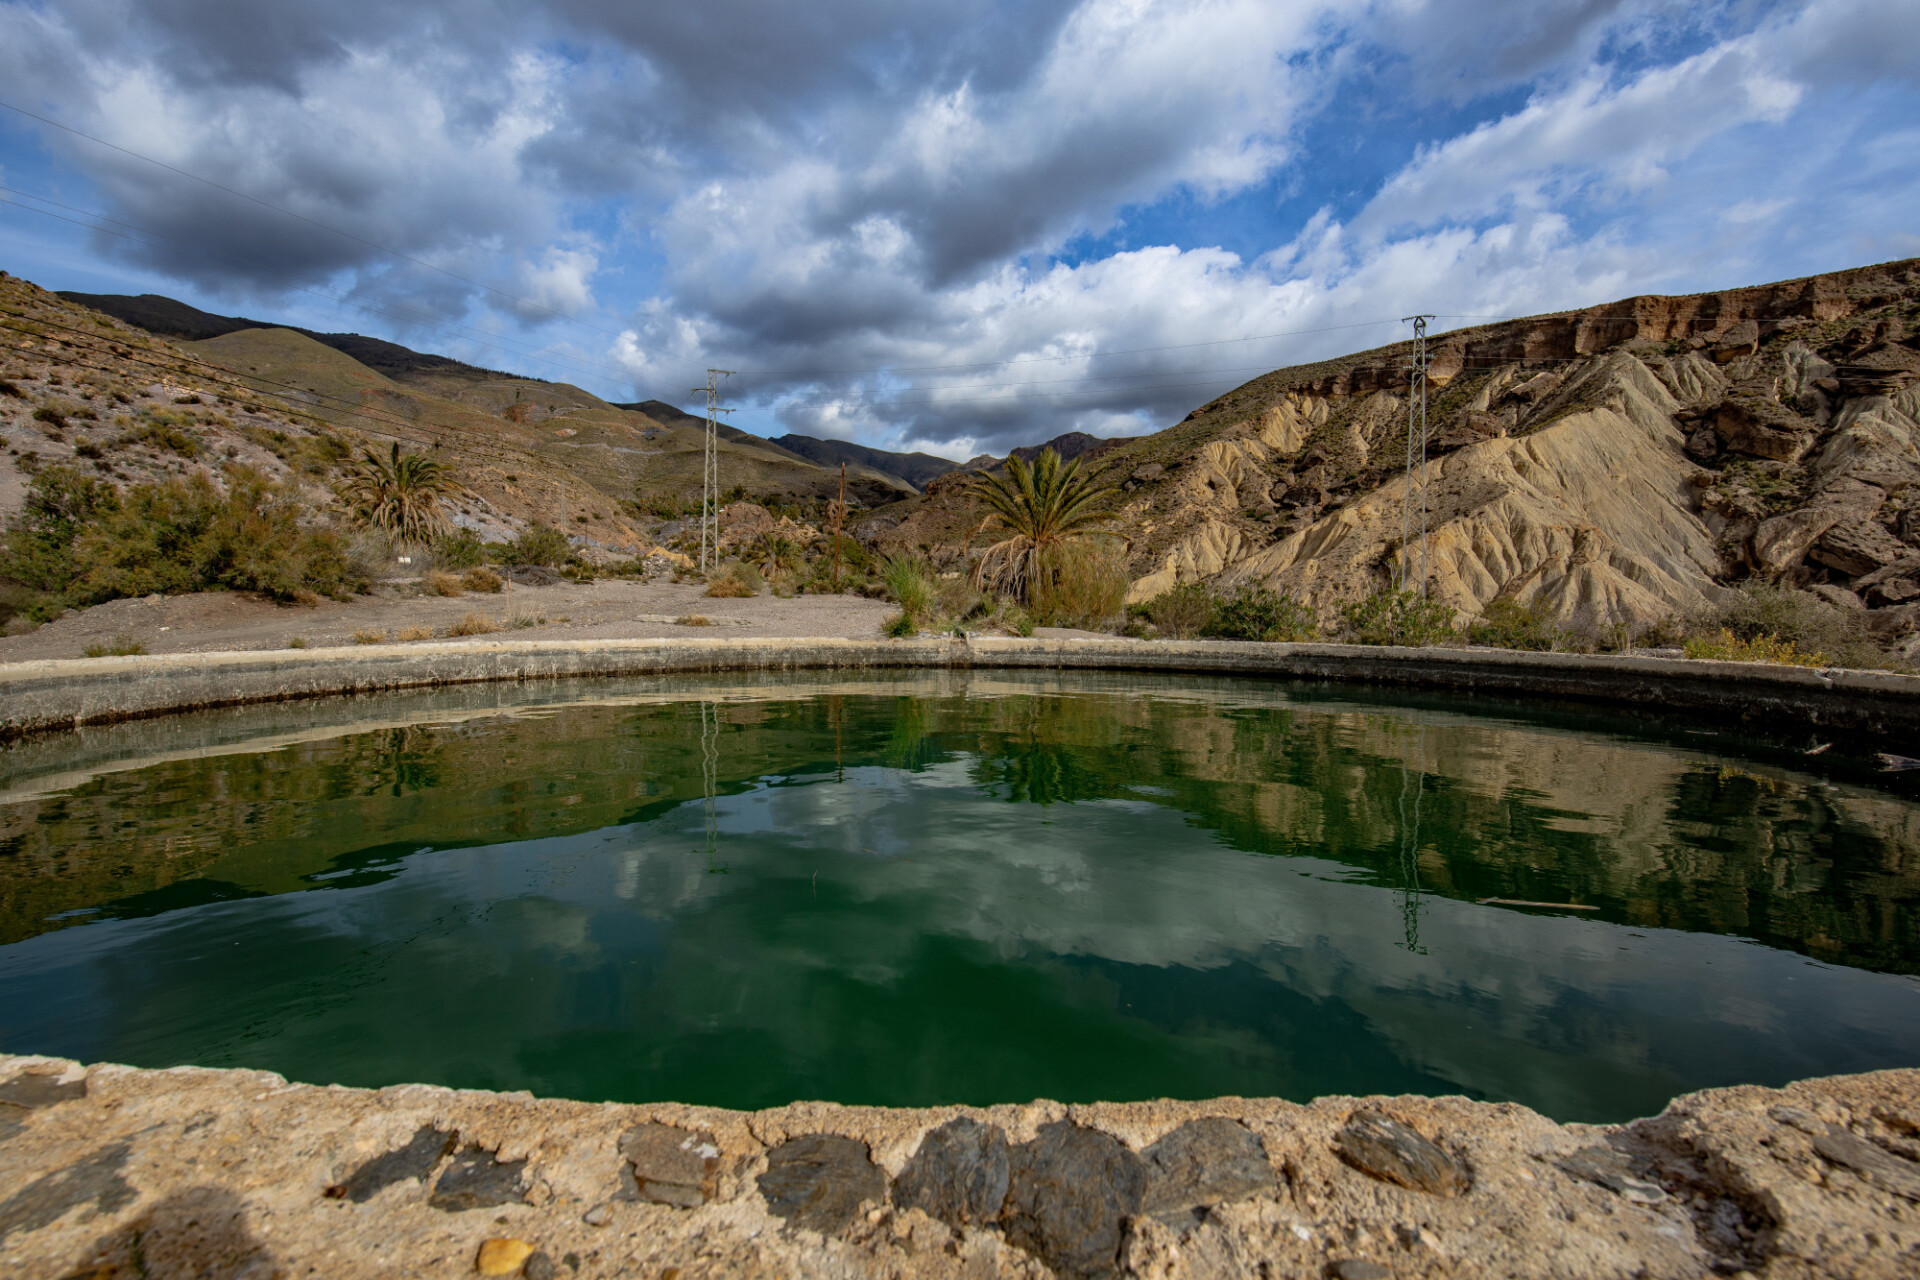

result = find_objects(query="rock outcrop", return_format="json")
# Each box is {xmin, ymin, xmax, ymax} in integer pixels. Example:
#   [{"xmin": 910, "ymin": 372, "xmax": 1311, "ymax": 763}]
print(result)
[
  {"xmin": 865, "ymin": 258, "xmax": 1920, "ymax": 644},
  {"xmin": 4, "ymin": 1055, "xmax": 1919, "ymax": 1278}
]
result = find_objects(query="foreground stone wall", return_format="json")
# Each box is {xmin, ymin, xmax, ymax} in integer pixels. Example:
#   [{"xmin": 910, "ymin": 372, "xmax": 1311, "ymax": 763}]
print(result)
[
  {"xmin": 4, "ymin": 636, "xmax": 1919, "ymax": 743},
  {"xmin": 2, "ymin": 1056, "xmax": 1917, "ymax": 1279}
]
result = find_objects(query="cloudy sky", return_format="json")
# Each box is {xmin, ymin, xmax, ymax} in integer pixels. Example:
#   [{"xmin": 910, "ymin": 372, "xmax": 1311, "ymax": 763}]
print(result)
[{"xmin": 1, "ymin": 0, "xmax": 1916, "ymax": 458}]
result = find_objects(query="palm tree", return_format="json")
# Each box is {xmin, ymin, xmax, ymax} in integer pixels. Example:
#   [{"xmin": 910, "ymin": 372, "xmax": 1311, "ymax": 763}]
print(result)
[
  {"xmin": 341, "ymin": 443, "xmax": 461, "ymax": 544},
  {"xmin": 968, "ymin": 448, "xmax": 1119, "ymax": 603}
]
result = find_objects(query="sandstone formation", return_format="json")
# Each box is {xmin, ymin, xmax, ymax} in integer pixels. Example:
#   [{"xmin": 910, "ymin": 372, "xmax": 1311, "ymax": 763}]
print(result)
[
  {"xmin": 3, "ymin": 1055, "xmax": 1918, "ymax": 1278},
  {"xmin": 864, "ymin": 259, "xmax": 1920, "ymax": 645}
]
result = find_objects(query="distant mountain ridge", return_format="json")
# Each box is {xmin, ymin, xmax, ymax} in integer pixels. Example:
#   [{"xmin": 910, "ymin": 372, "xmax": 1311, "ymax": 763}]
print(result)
[
  {"xmin": 57, "ymin": 292, "xmax": 507, "ymax": 382},
  {"xmin": 771, "ymin": 435, "xmax": 959, "ymax": 490}
]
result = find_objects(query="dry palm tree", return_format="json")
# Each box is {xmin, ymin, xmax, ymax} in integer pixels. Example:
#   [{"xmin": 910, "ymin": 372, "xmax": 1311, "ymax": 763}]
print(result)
[
  {"xmin": 968, "ymin": 448, "xmax": 1119, "ymax": 603},
  {"xmin": 341, "ymin": 443, "xmax": 461, "ymax": 544}
]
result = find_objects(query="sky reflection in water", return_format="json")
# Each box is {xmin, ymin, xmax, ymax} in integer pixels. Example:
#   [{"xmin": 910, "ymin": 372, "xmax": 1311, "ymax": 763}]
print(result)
[{"xmin": 1, "ymin": 672, "xmax": 1916, "ymax": 1123}]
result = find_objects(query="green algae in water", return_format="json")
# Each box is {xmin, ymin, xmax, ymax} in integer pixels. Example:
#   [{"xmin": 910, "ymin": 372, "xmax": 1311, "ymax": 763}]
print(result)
[{"xmin": 1, "ymin": 670, "xmax": 1917, "ymax": 1124}]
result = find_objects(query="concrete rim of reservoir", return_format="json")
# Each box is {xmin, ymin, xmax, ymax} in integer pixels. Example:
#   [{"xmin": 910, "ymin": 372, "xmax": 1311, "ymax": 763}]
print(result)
[
  {"xmin": 3, "ymin": 634, "xmax": 1919, "ymax": 743},
  {"xmin": 7, "ymin": 640, "xmax": 1920, "ymax": 1277}
]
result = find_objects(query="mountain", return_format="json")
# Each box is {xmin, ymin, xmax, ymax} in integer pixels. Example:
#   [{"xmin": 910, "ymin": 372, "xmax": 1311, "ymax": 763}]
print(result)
[
  {"xmin": 58, "ymin": 292, "xmax": 503, "ymax": 381},
  {"xmin": 1007, "ymin": 430, "xmax": 1136, "ymax": 466},
  {"xmin": 771, "ymin": 434, "xmax": 958, "ymax": 491},
  {"xmin": 859, "ymin": 257, "xmax": 1920, "ymax": 652}
]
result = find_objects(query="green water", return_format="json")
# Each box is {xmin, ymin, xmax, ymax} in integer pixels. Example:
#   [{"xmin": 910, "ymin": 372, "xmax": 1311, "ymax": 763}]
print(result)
[{"xmin": 2, "ymin": 671, "xmax": 1917, "ymax": 1123}]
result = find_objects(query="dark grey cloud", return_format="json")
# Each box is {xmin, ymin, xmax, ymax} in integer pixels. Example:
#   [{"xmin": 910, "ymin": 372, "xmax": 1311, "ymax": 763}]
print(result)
[{"xmin": 0, "ymin": 0, "xmax": 1909, "ymax": 456}]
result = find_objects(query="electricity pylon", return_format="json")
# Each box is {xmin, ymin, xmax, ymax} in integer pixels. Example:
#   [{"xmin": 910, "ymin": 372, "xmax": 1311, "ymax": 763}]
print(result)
[
  {"xmin": 1400, "ymin": 316, "xmax": 1435, "ymax": 596},
  {"xmin": 693, "ymin": 369, "xmax": 735, "ymax": 572}
]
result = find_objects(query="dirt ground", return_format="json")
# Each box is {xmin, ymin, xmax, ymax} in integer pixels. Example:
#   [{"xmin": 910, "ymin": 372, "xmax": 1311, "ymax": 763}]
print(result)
[{"xmin": 0, "ymin": 579, "xmax": 1104, "ymax": 662}]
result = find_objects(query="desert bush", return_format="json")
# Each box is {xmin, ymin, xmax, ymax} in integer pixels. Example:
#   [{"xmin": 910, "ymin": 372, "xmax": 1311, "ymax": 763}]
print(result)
[
  {"xmin": 351, "ymin": 628, "xmax": 386, "ymax": 644},
  {"xmin": 508, "ymin": 522, "xmax": 575, "ymax": 568},
  {"xmin": 448, "ymin": 612, "xmax": 500, "ymax": 637},
  {"xmin": 677, "ymin": 614, "xmax": 714, "ymax": 626},
  {"xmin": 1683, "ymin": 628, "xmax": 1827, "ymax": 667},
  {"xmin": 1689, "ymin": 583, "xmax": 1890, "ymax": 668},
  {"xmin": 1467, "ymin": 597, "xmax": 1574, "ymax": 651},
  {"xmin": 883, "ymin": 611, "xmax": 917, "ymax": 638},
  {"xmin": 423, "ymin": 569, "xmax": 464, "ymax": 597},
  {"xmin": 396, "ymin": 625, "xmax": 434, "ymax": 642},
  {"xmin": 461, "ymin": 566, "xmax": 503, "ymax": 593},
  {"xmin": 287, "ymin": 637, "xmax": 308, "ymax": 649},
  {"xmin": 879, "ymin": 555, "xmax": 936, "ymax": 621},
  {"xmin": 705, "ymin": 561, "xmax": 761, "ymax": 597},
  {"xmin": 116, "ymin": 421, "xmax": 200, "ymax": 457},
  {"xmin": 996, "ymin": 604, "xmax": 1036, "ymax": 637},
  {"xmin": 1143, "ymin": 582, "xmax": 1215, "ymax": 638},
  {"xmin": 1205, "ymin": 585, "xmax": 1318, "ymax": 642},
  {"xmin": 1340, "ymin": 587, "xmax": 1458, "ymax": 646},
  {"xmin": 82, "ymin": 633, "xmax": 144, "ymax": 657},
  {"xmin": 0, "ymin": 465, "xmax": 364, "ymax": 621},
  {"xmin": 1030, "ymin": 538, "xmax": 1129, "ymax": 630},
  {"xmin": 433, "ymin": 527, "xmax": 485, "ymax": 570}
]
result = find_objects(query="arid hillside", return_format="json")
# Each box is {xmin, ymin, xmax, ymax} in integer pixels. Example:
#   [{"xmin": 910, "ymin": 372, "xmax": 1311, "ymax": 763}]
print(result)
[
  {"xmin": 2, "ymin": 281, "xmax": 925, "ymax": 558},
  {"xmin": 863, "ymin": 258, "xmax": 1920, "ymax": 646}
]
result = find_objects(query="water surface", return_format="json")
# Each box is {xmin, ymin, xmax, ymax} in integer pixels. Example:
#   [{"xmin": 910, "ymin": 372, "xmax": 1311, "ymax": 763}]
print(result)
[{"xmin": 2, "ymin": 670, "xmax": 1916, "ymax": 1123}]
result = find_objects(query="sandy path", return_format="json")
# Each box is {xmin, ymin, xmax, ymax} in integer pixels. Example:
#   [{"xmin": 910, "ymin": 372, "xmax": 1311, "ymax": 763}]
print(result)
[
  {"xmin": 0, "ymin": 580, "xmax": 1105, "ymax": 662},
  {"xmin": 0, "ymin": 579, "xmax": 901, "ymax": 661}
]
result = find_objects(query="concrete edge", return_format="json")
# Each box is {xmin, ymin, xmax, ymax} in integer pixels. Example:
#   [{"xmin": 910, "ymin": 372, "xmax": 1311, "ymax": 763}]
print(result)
[{"xmin": 4, "ymin": 635, "xmax": 1919, "ymax": 742}]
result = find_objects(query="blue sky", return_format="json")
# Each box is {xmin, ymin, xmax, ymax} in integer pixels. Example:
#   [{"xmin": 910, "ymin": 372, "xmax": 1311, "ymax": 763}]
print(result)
[{"xmin": 1, "ymin": 0, "xmax": 1916, "ymax": 456}]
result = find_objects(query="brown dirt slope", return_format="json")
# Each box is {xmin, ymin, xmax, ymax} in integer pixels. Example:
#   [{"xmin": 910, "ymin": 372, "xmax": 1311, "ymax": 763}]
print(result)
[{"xmin": 862, "ymin": 258, "xmax": 1920, "ymax": 639}]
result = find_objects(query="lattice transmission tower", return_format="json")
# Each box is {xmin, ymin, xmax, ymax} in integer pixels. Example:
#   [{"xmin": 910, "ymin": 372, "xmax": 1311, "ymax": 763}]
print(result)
[
  {"xmin": 1399, "ymin": 315, "xmax": 1435, "ymax": 596},
  {"xmin": 693, "ymin": 368, "xmax": 734, "ymax": 572}
]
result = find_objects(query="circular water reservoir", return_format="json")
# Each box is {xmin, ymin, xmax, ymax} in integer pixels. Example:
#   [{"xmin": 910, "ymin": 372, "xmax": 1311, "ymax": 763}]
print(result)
[{"xmin": 1, "ymin": 669, "xmax": 1916, "ymax": 1124}]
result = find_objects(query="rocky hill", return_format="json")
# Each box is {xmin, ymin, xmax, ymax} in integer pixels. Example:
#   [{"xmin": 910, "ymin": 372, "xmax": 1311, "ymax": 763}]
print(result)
[
  {"xmin": 862, "ymin": 258, "xmax": 1920, "ymax": 649},
  {"xmin": 0, "ymin": 279, "xmax": 920, "ymax": 567}
]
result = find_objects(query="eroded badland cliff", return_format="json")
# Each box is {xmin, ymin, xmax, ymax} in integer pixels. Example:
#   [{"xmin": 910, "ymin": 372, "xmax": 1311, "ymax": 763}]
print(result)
[{"xmin": 864, "ymin": 259, "xmax": 1920, "ymax": 645}]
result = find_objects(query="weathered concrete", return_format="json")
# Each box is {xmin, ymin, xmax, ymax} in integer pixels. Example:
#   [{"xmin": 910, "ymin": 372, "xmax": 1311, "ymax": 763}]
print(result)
[
  {"xmin": 4, "ymin": 636, "xmax": 1919, "ymax": 744},
  {"xmin": 3, "ymin": 1055, "xmax": 1918, "ymax": 1278}
]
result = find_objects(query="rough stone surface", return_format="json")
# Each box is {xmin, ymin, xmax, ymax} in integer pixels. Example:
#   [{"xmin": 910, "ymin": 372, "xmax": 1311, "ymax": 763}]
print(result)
[
  {"xmin": 1139, "ymin": 1117, "xmax": 1277, "ymax": 1221},
  {"xmin": 4, "ymin": 1055, "xmax": 1920, "ymax": 1278},
  {"xmin": 1002, "ymin": 1121, "xmax": 1149, "ymax": 1279},
  {"xmin": 619, "ymin": 1122, "xmax": 720, "ymax": 1207},
  {"xmin": 1331, "ymin": 1111, "xmax": 1470, "ymax": 1197},
  {"xmin": 756, "ymin": 1133, "xmax": 886, "ymax": 1235},
  {"xmin": 429, "ymin": 1146, "xmax": 530, "ymax": 1212},
  {"xmin": 892, "ymin": 1115, "xmax": 1010, "ymax": 1230}
]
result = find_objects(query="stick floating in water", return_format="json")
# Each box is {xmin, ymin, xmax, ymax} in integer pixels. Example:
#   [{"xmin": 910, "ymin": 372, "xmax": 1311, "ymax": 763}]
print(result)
[
  {"xmin": 1876, "ymin": 753, "xmax": 1920, "ymax": 772},
  {"xmin": 1477, "ymin": 898, "xmax": 1601, "ymax": 910}
]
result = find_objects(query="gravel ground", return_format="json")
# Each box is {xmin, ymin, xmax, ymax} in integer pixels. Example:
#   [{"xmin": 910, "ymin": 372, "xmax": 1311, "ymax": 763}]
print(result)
[{"xmin": 0, "ymin": 580, "xmax": 1103, "ymax": 662}]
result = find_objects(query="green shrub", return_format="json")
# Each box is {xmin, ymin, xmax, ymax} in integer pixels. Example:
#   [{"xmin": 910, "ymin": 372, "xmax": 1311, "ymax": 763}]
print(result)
[
  {"xmin": 1467, "ymin": 597, "xmax": 1573, "ymax": 651},
  {"xmin": 116, "ymin": 421, "xmax": 201, "ymax": 457},
  {"xmin": 883, "ymin": 610, "xmax": 917, "ymax": 638},
  {"xmin": 1340, "ymin": 587, "xmax": 1458, "ymax": 646},
  {"xmin": 1682, "ymin": 628, "xmax": 1827, "ymax": 667},
  {"xmin": 1030, "ymin": 538, "xmax": 1129, "ymax": 630},
  {"xmin": 1204, "ymin": 585, "xmax": 1318, "ymax": 642},
  {"xmin": 1690, "ymin": 582, "xmax": 1892, "ymax": 667},
  {"xmin": 0, "ymin": 465, "xmax": 365, "ymax": 618},
  {"xmin": 433, "ymin": 527, "xmax": 486, "ymax": 570},
  {"xmin": 508, "ymin": 522, "xmax": 575, "ymax": 567},
  {"xmin": 880, "ymin": 555, "xmax": 936, "ymax": 621},
  {"xmin": 83, "ymin": 633, "xmax": 145, "ymax": 658},
  {"xmin": 1144, "ymin": 582, "xmax": 1215, "ymax": 638}
]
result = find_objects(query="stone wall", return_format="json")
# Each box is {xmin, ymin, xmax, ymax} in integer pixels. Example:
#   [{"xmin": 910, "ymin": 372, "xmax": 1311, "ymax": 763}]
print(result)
[
  {"xmin": 4, "ymin": 636, "xmax": 1919, "ymax": 744},
  {"xmin": 3, "ymin": 1055, "xmax": 1917, "ymax": 1278}
]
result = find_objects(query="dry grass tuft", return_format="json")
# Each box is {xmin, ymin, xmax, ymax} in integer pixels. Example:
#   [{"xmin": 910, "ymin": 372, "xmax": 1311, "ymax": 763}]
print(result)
[
  {"xmin": 448, "ymin": 612, "xmax": 500, "ymax": 637},
  {"xmin": 461, "ymin": 566, "xmax": 503, "ymax": 593},
  {"xmin": 350, "ymin": 628, "xmax": 386, "ymax": 645},
  {"xmin": 705, "ymin": 568, "xmax": 756, "ymax": 598},
  {"xmin": 676, "ymin": 614, "xmax": 714, "ymax": 626},
  {"xmin": 424, "ymin": 569, "xmax": 465, "ymax": 597},
  {"xmin": 396, "ymin": 625, "xmax": 434, "ymax": 642}
]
